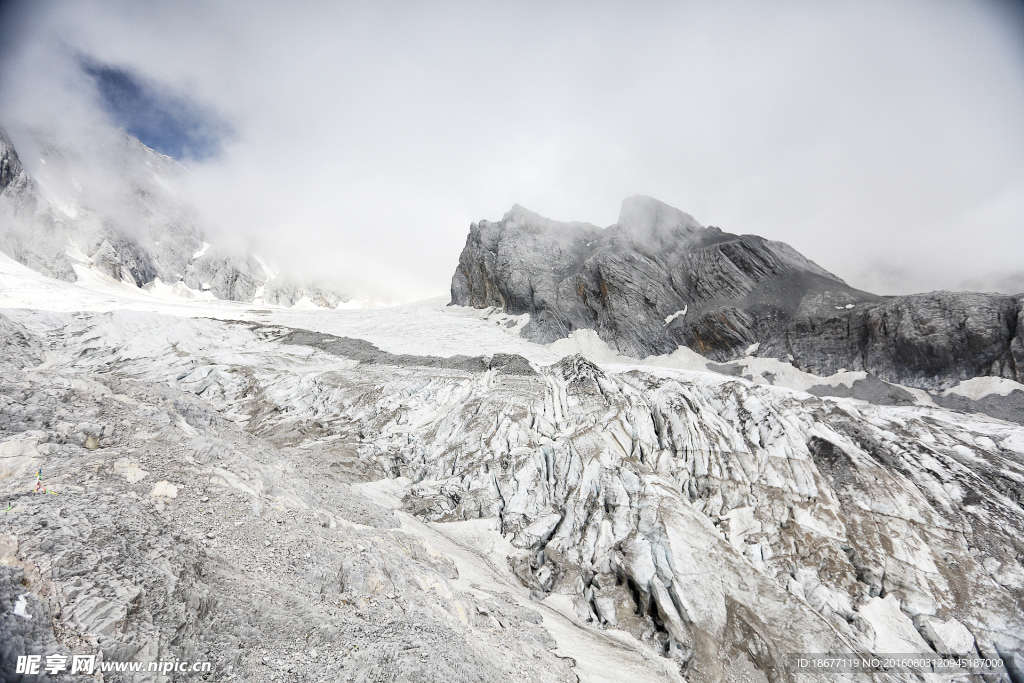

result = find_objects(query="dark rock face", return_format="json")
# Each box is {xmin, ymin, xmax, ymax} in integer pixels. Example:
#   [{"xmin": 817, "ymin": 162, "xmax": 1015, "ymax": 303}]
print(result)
[
  {"xmin": 452, "ymin": 198, "xmax": 869, "ymax": 354},
  {"xmin": 0, "ymin": 128, "xmax": 28, "ymax": 195},
  {"xmin": 0, "ymin": 128, "xmax": 76, "ymax": 281},
  {"xmin": 184, "ymin": 250, "xmax": 267, "ymax": 302},
  {"xmin": 451, "ymin": 196, "xmax": 1024, "ymax": 390},
  {"xmin": 782, "ymin": 292, "xmax": 1024, "ymax": 389}
]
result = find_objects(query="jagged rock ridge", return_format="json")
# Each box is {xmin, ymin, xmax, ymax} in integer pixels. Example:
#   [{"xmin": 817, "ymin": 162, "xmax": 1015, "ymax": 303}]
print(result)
[{"xmin": 451, "ymin": 196, "xmax": 1024, "ymax": 390}]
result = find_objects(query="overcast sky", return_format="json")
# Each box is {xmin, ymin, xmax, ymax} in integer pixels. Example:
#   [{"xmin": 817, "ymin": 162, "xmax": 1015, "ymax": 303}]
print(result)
[{"xmin": 1, "ymin": 0, "xmax": 1022, "ymax": 301}]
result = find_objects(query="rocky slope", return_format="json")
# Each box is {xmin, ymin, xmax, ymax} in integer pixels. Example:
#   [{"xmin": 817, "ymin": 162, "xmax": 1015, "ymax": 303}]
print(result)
[
  {"xmin": 0, "ymin": 312, "xmax": 575, "ymax": 683},
  {"xmin": 0, "ymin": 126, "xmax": 344, "ymax": 307},
  {"xmin": 1, "ymin": 291, "xmax": 1022, "ymax": 681},
  {"xmin": 451, "ymin": 197, "xmax": 1024, "ymax": 390}
]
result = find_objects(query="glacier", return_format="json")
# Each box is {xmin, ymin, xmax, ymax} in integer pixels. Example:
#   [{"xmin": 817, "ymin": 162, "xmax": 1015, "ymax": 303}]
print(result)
[{"xmin": 0, "ymin": 248, "xmax": 1022, "ymax": 682}]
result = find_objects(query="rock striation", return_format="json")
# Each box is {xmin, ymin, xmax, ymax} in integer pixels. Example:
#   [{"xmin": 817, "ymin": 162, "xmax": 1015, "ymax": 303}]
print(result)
[{"xmin": 451, "ymin": 197, "xmax": 1024, "ymax": 390}]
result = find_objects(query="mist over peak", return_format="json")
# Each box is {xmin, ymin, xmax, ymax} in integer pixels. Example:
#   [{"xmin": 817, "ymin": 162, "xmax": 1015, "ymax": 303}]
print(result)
[{"xmin": 616, "ymin": 195, "xmax": 704, "ymax": 244}]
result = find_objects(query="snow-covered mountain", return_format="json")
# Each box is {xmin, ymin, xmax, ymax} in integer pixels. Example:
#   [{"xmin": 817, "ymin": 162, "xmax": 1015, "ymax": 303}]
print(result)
[
  {"xmin": 452, "ymin": 197, "xmax": 1024, "ymax": 391},
  {"xmin": 0, "ymin": 126, "xmax": 345, "ymax": 308}
]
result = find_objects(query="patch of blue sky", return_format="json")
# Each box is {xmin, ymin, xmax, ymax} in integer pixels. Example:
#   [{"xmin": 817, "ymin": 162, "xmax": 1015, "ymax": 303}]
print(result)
[{"xmin": 81, "ymin": 58, "xmax": 230, "ymax": 162}]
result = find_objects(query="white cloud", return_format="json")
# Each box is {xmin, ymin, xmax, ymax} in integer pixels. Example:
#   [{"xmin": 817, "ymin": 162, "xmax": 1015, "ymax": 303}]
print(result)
[{"xmin": 1, "ymin": 0, "xmax": 1022, "ymax": 300}]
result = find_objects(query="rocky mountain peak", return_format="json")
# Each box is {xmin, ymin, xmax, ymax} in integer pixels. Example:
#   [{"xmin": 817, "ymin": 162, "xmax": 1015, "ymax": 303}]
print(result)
[
  {"xmin": 615, "ymin": 194, "xmax": 705, "ymax": 246},
  {"xmin": 0, "ymin": 127, "xmax": 31, "ymax": 198},
  {"xmin": 496, "ymin": 202, "xmax": 601, "ymax": 239},
  {"xmin": 502, "ymin": 203, "xmax": 542, "ymax": 224},
  {"xmin": 452, "ymin": 198, "xmax": 1024, "ymax": 389}
]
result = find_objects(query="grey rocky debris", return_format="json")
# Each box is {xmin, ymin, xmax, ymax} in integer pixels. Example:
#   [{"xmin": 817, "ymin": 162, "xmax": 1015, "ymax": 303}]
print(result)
[
  {"xmin": 279, "ymin": 327, "xmax": 538, "ymax": 375},
  {"xmin": 930, "ymin": 389, "xmax": 1024, "ymax": 427},
  {"xmin": 807, "ymin": 373, "xmax": 918, "ymax": 407},
  {"xmin": 0, "ymin": 126, "xmax": 347, "ymax": 307},
  {"xmin": 451, "ymin": 196, "xmax": 1024, "ymax": 391}
]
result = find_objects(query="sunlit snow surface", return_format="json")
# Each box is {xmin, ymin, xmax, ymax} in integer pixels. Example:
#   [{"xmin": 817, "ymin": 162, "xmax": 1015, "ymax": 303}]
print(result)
[{"xmin": 0, "ymin": 249, "xmax": 558, "ymax": 360}]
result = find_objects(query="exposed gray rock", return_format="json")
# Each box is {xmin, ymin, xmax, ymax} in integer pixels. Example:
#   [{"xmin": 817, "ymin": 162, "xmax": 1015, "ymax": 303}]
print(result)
[
  {"xmin": 0, "ymin": 128, "xmax": 77, "ymax": 282},
  {"xmin": 807, "ymin": 373, "xmax": 917, "ymax": 406},
  {"xmin": 184, "ymin": 248, "xmax": 268, "ymax": 302},
  {"xmin": 932, "ymin": 389, "xmax": 1024, "ymax": 426},
  {"xmin": 262, "ymin": 278, "xmax": 345, "ymax": 308},
  {"xmin": 780, "ymin": 291, "xmax": 1024, "ymax": 390},
  {"xmin": 451, "ymin": 197, "xmax": 1024, "ymax": 391},
  {"xmin": 0, "ymin": 129, "xmax": 33, "ymax": 201},
  {"xmin": 278, "ymin": 328, "xmax": 538, "ymax": 375},
  {"xmin": 451, "ymin": 197, "xmax": 870, "ymax": 356}
]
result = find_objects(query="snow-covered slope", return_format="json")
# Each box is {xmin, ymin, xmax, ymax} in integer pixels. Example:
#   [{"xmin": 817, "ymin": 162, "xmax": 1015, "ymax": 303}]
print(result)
[
  {"xmin": 1, "ymin": 258, "xmax": 1022, "ymax": 682},
  {"xmin": 0, "ymin": 126, "xmax": 346, "ymax": 308}
]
